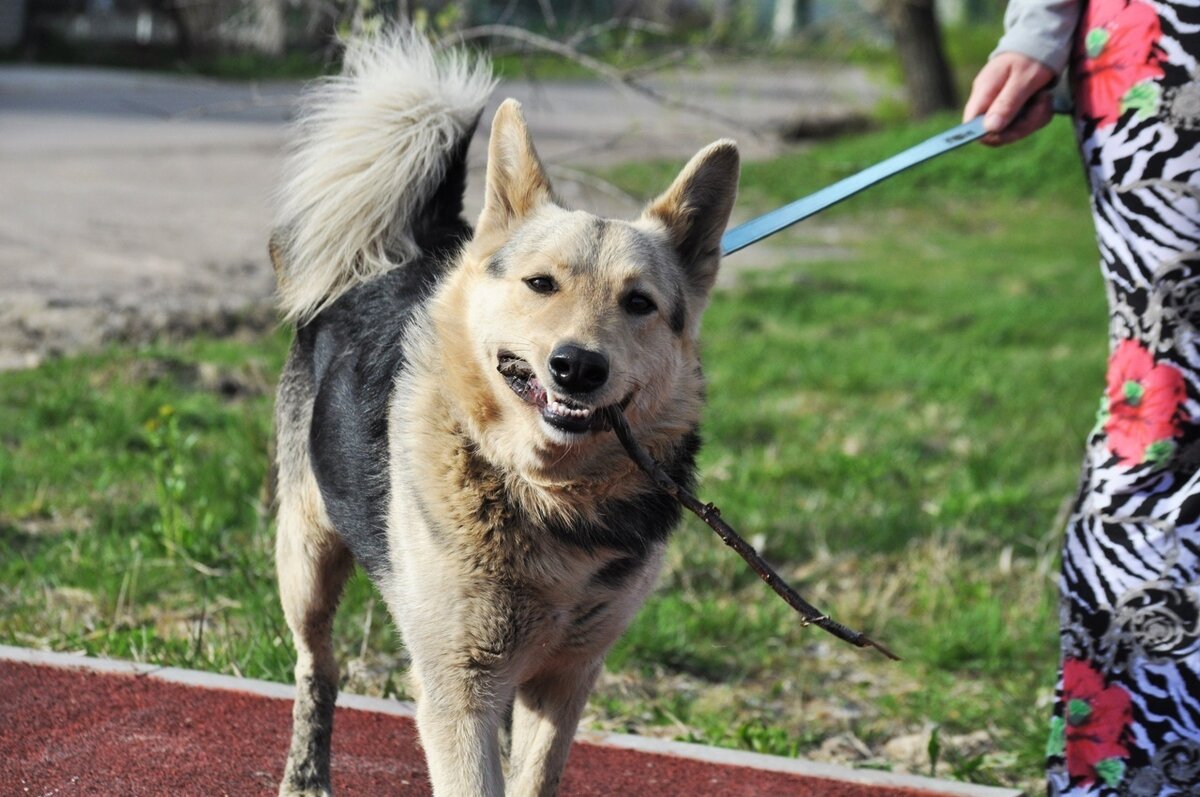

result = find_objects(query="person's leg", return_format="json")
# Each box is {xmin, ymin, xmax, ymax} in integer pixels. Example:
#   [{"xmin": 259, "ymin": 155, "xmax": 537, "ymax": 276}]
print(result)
[{"xmin": 1049, "ymin": 1, "xmax": 1200, "ymax": 792}]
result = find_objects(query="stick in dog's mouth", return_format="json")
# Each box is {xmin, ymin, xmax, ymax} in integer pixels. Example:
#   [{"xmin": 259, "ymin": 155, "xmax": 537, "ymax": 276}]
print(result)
[{"xmin": 497, "ymin": 351, "xmax": 629, "ymax": 434}]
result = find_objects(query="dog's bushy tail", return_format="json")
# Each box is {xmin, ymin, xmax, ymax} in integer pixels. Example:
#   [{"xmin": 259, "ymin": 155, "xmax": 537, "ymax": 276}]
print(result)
[{"xmin": 274, "ymin": 30, "xmax": 494, "ymax": 322}]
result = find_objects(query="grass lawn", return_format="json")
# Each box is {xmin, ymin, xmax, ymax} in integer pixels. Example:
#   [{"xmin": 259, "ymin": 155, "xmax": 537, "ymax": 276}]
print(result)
[{"xmin": 0, "ymin": 115, "xmax": 1102, "ymax": 792}]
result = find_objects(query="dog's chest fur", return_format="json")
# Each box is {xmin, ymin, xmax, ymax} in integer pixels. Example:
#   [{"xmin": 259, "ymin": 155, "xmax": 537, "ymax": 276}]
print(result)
[{"xmin": 386, "ymin": 377, "xmax": 700, "ymax": 666}]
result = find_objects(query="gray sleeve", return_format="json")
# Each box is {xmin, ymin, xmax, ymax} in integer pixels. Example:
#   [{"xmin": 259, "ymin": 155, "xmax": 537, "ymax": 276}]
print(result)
[{"xmin": 991, "ymin": 0, "xmax": 1082, "ymax": 75}]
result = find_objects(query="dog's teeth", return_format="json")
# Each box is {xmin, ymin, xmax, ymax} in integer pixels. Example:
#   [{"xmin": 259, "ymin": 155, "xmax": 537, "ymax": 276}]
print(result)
[{"xmin": 548, "ymin": 400, "xmax": 592, "ymax": 418}]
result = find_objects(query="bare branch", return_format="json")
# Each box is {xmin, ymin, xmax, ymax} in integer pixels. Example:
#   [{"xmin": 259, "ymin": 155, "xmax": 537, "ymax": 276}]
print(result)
[
  {"xmin": 602, "ymin": 406, "xmax": 901, "ymax": 661},
  {"xmin": 545, "ymin": 165, "xmax": 640, "ymax": 210},
  {"xmin": 438, "ymin": 24, "xmax": 762, "ymax": 139},
  {"xmin": 564, "ymin": 16, "xmax": 670, "ymax": 48},
  {"xmin": 533, "ymin": 0, "xmax": 558, "ymax": 31},
  {"xmin": 621, "ymin": 47, "xmax": 694, "ymax": 81}
]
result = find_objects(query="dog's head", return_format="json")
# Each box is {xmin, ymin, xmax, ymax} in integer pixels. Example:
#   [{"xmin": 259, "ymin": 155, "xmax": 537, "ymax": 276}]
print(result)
[{"xmin": 441, "ymin": 100, "xmax": 738, "ymax": 471}]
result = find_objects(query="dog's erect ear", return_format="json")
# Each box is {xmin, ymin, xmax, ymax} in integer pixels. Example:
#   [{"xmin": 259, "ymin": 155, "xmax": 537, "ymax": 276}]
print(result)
[
  {"xmin": 476, "ymin": 99, "xmax": 552, "ymax": 239},
  {"xmin": 641, "ymin": 139, "xmax": 739, "ymax": 296}
]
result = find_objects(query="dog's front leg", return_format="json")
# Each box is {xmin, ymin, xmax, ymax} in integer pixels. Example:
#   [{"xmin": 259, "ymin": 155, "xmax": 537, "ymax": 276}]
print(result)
[
  {"xmin": 505, "ymin": 659, "xmax": 603, "ymax": 797},
  {"xmin": 410, "ymin": 659, "xmax": 511, "ymax": 797}
]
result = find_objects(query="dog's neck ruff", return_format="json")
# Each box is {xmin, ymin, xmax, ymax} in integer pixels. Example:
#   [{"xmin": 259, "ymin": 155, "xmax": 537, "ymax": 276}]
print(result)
[{"xmin": 419, "ymin": 416, "xmax": 698, "ymax": 563}]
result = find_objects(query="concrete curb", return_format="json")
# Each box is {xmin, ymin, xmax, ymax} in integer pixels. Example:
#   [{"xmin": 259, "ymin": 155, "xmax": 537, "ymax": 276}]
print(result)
[{"xmin": 0, "ymin": 644, "xmax": 1024, "ymax": 797}]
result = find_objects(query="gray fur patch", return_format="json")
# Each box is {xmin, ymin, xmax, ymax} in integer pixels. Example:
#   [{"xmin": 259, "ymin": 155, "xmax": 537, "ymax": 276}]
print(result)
[
  {"xmin": 667, "ymin": 285, "xmax": 687, "ymax": 335},
  {"xmin": 592, "ymin": 556, "xmax": 643, "ymax": 589},
  {"xmin": 486, "ymin": 250, "xmax": 508, "ymax": 277}
]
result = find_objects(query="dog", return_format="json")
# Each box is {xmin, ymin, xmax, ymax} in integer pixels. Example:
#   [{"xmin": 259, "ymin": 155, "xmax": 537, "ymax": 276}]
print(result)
[{"xmin": 270, "ymin": 30, "xmax": 739, "ymax": 797}]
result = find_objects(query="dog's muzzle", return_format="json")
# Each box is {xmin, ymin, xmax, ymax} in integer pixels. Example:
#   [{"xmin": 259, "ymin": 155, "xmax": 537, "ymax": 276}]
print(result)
[{"xmin": 497, "ymin": 351, "xmax": 628, "ymax": 435}]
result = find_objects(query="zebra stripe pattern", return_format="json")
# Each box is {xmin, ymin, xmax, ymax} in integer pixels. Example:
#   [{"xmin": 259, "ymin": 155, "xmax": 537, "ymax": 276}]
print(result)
[{"xmin": 1048, "ymin": 1, "xmax": 1200, "ymax": 794}]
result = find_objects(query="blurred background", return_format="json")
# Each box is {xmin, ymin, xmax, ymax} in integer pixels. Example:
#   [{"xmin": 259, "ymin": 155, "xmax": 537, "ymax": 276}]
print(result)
[
  {"xmin": 7, "ymin": 0, "xmax": 989, "ymax": 96},
  {"xmin": 0, "ymin": 0, "xmax": 1014, "ymax": 369},
  {"xmin": 1, "ymin": 2, "xmax": 1098, "ymax": 793}
]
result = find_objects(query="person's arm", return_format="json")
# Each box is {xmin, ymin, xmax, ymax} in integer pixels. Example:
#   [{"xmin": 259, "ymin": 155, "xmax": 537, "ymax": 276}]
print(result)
[
  {"xmin": 994, "ymin": 0, "xmax": 1081, "ymax": 75},
  {"xmin": 964, "ymin": 0, "xmax": 1081, "ymax": 146}
]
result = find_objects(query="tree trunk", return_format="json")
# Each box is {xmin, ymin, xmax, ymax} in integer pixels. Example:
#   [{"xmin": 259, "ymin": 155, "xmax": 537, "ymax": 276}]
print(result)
[
  {"xmin": 881, "ymin": 0, "xmax": 958, "ymax": 118},
  {"xmin": 175, "ymin": 0, "xmax": 235, "ymax": 57},
  {"xmin": 251, "ymin": 0, "xmax": 286, "ymax": 57},
  {"xmin": 151, "ymin": 0, "xmax": 193, "ymax": 59},
  {"xmin": 770, "ymin": 0, "xmax": 812, "ymax": 41},
  {"xmin": 710, "ymin": 0, "xmax": 732, "ymax": 37},
  {"xmin": 771, "ymin": 0, "xmax": 795, "ymax": 42}
]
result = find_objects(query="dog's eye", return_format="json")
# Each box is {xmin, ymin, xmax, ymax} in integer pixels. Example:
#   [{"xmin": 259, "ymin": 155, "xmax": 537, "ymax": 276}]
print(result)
[
  {"xmin": 524, "ymin": 276, "xmax": 557, "ymax": 294},
  {"xmin": 623, "ymin": 292, "xmax": 657, "ymax": 316}
]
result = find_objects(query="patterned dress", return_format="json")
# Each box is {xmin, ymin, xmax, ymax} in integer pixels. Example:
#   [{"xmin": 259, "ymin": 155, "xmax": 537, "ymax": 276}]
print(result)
[{"xmin": 1047, "ymin": 1, "xmax": 1200, "ymax": 794}]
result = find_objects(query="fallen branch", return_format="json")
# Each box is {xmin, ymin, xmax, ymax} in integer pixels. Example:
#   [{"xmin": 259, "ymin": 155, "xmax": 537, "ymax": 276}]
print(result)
[{"xmin": 602, "ymin": 406, "xmax": 900, "ymax": 661}]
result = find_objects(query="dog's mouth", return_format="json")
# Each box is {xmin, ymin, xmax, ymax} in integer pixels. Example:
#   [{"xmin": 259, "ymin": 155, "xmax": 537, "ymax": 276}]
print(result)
[{"xmin": 497, "ymin": 351, "xmax": 627, "ymax": 435}]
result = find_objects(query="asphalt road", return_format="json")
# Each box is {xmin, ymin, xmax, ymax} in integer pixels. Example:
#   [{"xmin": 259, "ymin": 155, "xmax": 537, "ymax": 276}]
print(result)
[{"xmin": 0, "ymin": 60, "xmax": 881, "ymax": 369}]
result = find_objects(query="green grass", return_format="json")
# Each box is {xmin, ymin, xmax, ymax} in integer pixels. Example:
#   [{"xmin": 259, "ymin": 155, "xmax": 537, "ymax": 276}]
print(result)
[{"xmin": 0, "ymin": 117, "xmax": 1100, "ymax": 791}]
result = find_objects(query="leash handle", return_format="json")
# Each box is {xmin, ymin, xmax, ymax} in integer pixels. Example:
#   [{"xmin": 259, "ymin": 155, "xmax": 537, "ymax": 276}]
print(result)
[
  {"xmin": 720, "ymin": 93, "xmax": 1076, "ymax": 258},
  {"xmin": 720, "ymin": 116, "xmax": 987, "ymax": 256}
]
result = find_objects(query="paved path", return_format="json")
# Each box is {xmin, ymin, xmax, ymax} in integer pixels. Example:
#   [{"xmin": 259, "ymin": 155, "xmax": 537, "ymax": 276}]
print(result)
[
  {"xmin": 0, "ymin": 61, "xmax": 879, "ymax": 369},
  {"xmin": 0, "ymin": 646, "xmax": 1022, "ymax": 797}
]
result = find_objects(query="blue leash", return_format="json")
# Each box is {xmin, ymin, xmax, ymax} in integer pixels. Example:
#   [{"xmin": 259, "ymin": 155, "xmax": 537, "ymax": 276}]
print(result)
[{"xmin": 720, "ymin": 115, "xmax": 988, "ymax": 256}]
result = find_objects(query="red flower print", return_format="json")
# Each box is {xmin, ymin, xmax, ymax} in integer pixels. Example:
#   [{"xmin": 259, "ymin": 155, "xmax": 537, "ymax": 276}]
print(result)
[
  {"xmin": 1062, "ymin": 658, "xmax": 1132, "ymax": 785},
  {"xmin": 1104, "ymin": 339, "xmax": 1187, "ymax": 465},
  {"xmin": 1073, "ymin": 0, "xmax": 1164, "ymax": 127}
]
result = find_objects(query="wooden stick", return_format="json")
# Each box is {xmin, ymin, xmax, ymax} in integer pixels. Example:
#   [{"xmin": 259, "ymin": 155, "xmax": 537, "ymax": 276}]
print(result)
[{"xmin": 602, "ymin": 407, "xmax": 900, "ymax": 661}]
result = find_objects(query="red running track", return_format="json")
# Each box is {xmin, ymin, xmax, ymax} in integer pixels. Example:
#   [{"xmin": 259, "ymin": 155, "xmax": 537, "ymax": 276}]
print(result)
[{"xmin": 0, "ymin": 653, "xmax": 1020, "ymax": 797}]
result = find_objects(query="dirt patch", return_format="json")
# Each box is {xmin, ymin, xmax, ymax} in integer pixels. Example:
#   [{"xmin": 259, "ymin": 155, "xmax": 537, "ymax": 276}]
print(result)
[{"xmin": 0, "ymin": 296, "xmax": 278, "ymax": 370}]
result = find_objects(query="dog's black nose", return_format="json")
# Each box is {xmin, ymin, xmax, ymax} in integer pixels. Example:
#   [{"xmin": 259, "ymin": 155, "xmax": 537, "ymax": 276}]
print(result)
[{"xmin": 548, "ymin": 344, "xmax": 609, "ymax": 394}]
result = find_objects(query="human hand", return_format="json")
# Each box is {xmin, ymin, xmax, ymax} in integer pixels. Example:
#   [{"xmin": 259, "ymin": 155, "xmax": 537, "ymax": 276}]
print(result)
[{"xmin": 963, "ymin": 52, "xmax": 1057, "ymax": 146}]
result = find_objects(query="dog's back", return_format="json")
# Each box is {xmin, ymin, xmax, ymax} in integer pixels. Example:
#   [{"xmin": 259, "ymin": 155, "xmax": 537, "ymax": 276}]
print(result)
[{"xmin": 272, "ymin": 33, "xmax": 492, "ymax": 580}]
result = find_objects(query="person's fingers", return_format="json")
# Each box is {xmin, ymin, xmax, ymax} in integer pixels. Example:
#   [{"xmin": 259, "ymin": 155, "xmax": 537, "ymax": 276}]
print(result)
[
  {"xmin": 984, "ymin": 70, "xmax": 1045, "ymax": 134},
  {"xmin": 964, "ymin": 60, "xmax": 1010, "ymax": 123},
  {"xmin": 989, "ymin": 90, "xmax": 1056, "ymax": 145},
  {"xmin": 965, "ymin": 53, "xmax": 1057, "ymax": 145}
]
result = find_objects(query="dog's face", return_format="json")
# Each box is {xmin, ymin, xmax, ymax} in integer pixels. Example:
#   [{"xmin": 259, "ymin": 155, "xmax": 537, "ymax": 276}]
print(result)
[
  {"xmin": 447, "ymin": 100, "xmax": 738, "ymax": 464},
  {"xmin": 471, "ymin": 206, "xmax": 697, "ymax": 447}
]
